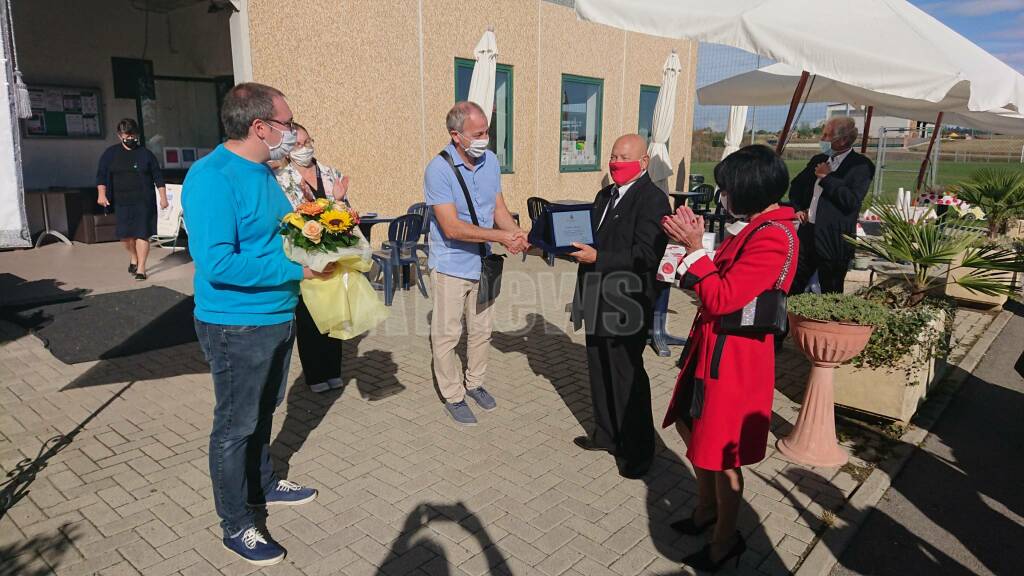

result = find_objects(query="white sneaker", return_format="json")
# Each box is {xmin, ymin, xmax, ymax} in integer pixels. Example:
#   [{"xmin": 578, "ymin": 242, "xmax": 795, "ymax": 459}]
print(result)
[
  {"xmin": 327, "ymin": 377, "xmax": 344, "ymax": 390},
  {"xmin": 309, "ymin": 381, "xmax": 331, "ymax": 393}
]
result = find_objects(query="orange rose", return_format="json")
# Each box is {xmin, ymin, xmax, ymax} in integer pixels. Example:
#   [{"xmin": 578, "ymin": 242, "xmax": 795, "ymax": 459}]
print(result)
[
  {"xmin": 296, "ymin": 201, "xmax": 325, "ymax": 216},
  {"xmin": 302, "ymin": 220, "xmax": 323, "ymax": 244}
]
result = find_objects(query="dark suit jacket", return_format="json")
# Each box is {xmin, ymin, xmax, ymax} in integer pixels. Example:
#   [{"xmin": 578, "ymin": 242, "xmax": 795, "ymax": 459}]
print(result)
[
  {"xmin": 789, "ymin": 151, "xmax": 875, "ymax": 261},
  {"xmin": 571, "ymin": 173, "xmax": 671, "ymax": 337}
]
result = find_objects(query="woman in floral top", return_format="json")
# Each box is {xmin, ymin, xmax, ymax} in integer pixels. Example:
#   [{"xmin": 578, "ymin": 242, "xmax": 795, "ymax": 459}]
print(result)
[{"xmin": 274, "ymin": 123, "xmax": 351, "ymax": 393}]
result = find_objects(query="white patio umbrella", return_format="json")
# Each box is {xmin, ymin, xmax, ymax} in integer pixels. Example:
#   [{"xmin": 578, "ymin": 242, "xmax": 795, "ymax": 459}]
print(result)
[
  {"xmin": 575, "ymin": 0, "xmax": 1024, "ymax": 113},
  {"xmin": 647, "ymin": 50, "xmax": 682, "ymax": 193},
  {"xmin": 721, "ymin": 105, "xmax": 749, "ymax": 159},
  {"xmin": 467, "ymin": 28, "xmax": 498, "ymax": 125},
  {"xmin": 698, "ymin": 63, "xmax": 1024, "ymax": 135}
]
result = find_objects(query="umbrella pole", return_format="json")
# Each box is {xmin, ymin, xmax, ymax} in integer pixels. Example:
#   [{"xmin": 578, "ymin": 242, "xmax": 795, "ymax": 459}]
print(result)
[
  {"xmin": 776, "ymin": 70, "xmax": 810, "ymax": 155},
  {"xmin": 915, "ymin": 112, "xmax": 943, "ymax": 195},
  {"xmin": 860, "ymin": 106, "xmax": 873, "ymax": 154}
]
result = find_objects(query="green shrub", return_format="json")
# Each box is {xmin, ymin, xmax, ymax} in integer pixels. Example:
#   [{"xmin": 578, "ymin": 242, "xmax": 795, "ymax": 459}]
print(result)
[{"xmin": 788, "ymin": 293, "xmax": 888, "ymax": 326}]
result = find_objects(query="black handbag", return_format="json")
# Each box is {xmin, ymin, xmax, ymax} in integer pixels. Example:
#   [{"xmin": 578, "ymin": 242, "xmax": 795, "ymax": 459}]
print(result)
[
  {"xmin": 439, "ymin": 150, "xmax": 505, "ymax": 305},
  {"xmin": 718, "ymin": 221, "xmax": 795, "ymax": 335}
]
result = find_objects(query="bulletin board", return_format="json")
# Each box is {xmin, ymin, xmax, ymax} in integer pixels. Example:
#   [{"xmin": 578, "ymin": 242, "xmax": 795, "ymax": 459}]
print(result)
[{"xmin": 22, "ymin": 85, "xmax": 104, "ymax": 139}]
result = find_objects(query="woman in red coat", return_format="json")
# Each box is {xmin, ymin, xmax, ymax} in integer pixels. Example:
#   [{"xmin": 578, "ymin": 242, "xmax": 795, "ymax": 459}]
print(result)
[{"xmin": 661, "ymin": 145, "xmax": 797, "ymax": 572}]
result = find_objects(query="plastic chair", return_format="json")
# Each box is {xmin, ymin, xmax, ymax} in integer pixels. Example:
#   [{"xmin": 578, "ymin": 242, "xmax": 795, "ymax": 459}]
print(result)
[
  {"xmin": 705, "ymin": 189, "xmax": 730, "ymax": 243},
  {"xmin": 690, "ymin": 183, "xmax": 717, "ymax": 216},
  {"xmin": 526, "ymin": 196, "xmax": 555, "ymax": 266},
  {"xmin": 371, "ymin": 213, "xmax": 427, "ymax": 306}
]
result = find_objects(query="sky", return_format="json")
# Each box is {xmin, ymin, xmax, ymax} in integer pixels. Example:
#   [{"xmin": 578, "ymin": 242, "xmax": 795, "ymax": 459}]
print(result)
[{"xmin": 692, "ymin": 0, "xmax": 1024, "ymax": 132}]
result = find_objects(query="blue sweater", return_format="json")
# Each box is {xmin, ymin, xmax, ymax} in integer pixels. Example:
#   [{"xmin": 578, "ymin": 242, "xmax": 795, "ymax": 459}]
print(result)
[{"xmin": 182, "ymin": 145, "xmax": 304, "ymax": 326}]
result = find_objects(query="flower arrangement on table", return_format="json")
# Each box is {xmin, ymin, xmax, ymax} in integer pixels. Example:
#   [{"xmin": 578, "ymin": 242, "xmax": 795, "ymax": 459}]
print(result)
[{"xmin": 280, "ymin": 198, "xmax": 388, "ymax": 340}]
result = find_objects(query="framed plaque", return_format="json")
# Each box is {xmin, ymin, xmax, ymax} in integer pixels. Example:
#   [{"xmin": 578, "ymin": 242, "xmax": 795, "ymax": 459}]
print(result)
[{"xmin": 528, "ymin": 202, "xmax": 596, "ymax": 255}]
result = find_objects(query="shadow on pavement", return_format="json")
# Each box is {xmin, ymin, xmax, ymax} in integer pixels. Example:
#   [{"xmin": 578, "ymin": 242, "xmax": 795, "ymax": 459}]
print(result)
[
  {"xmin": 375, "ymin": 502, "xmax": 509, "ymax": 575},
  {"xmin": 832, "ymin": 359, "xmax": 1024, "ymax": 576},
  {"xmin": 0, "ymin": 523, "xmax": 81, "ymax": 575}
]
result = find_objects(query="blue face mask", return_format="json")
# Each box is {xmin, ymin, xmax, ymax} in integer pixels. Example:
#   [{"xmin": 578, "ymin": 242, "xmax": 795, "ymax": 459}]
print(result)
[{"xmin": 819, "ymin": 140, "xmax": 834, "ymax": 156}]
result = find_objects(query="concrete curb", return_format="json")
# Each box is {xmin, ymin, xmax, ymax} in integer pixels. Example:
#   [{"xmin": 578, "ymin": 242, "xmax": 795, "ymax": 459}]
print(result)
[{"xmin": 794, "ymin": 309, "xmax": 1013, "ymax": 576}]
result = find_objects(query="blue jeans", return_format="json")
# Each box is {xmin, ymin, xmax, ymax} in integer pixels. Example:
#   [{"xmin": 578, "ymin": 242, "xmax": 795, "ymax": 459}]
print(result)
[{"xmin": 195, "ymin": 318, "xmax": 294, "ymax": 537}]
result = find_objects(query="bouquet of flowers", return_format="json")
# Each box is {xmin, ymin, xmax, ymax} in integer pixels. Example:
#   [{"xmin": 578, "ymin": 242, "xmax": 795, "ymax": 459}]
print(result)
[{"xmin": 280, "ymin": 198, "xmax": 388, "ymax": 340}]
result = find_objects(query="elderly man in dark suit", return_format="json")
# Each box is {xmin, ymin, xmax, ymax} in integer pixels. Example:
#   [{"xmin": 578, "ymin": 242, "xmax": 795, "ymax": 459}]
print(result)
[
  {"xmin": 789, "ymin": 116, "xmax": 875, "ymax": 294},
  {"xmin": 569, "ymin": 133, "xmax": 671, "ymax": 479}
]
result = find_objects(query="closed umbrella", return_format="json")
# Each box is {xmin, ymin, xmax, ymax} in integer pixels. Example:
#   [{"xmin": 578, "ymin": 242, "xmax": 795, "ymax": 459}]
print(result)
[
  {"xmin": 721, "ymin": 105, "xmax": 749, "ymax": 158},
  {"xmin": 648, "ymin": 50, "xmax": 682, "ymax": 193},
  {"xmin": 467, "ymin": 28, "xmax": 498, "ymax": 125}
]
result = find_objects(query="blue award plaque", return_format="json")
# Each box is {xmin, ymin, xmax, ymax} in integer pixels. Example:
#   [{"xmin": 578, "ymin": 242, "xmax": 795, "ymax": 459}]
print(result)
[{"xmin": 528, "ymin": 203, "xmax": 596, "ymax": 255}]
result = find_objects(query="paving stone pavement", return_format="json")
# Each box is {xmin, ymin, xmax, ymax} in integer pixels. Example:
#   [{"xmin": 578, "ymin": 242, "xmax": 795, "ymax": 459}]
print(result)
[{"xmin": 0, "ymin": 255, "xmax": 996, "ymax": 576}]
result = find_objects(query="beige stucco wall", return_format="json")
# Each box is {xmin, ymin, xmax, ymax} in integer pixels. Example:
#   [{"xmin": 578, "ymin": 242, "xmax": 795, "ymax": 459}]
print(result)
[
  {"xmin": 249, "ymin": 0, "xmax": 696, "ymax": 227},
  {"xmin": 15, "ymin": 0, "xmax": 232, "ymax": 190}
]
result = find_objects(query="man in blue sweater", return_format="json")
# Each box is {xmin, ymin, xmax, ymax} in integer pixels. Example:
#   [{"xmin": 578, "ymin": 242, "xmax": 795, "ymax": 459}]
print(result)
[{"xmin": 183, "ymin": 83, "xmax": 334, "ymax": 567}]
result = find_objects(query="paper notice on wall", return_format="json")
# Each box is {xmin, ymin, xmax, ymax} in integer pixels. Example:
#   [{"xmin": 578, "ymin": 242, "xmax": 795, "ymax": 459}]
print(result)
[
  {"xmin": 65, "ymin": 114, "xmax": 85, "ymax": 136},
  {"xmin": 82, "ymin": 116, "xmax": 101, "ymax": 135},
  {"xmin": 29, "ymin": 89, "xmax": 45, "ymax": 110},
  {"xmin": 81, "ymin": 94, "xmax": 99, "ymax": 115},
  {"xmin": 44, "ymin": 90, "xmax": 64, "ymax": 111},
  {"xmin": 27, "ymin": 113, "xmax": 45, "ymax": 134}
]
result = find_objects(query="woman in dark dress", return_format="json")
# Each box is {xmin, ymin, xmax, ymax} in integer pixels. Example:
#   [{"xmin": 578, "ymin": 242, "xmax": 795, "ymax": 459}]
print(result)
[
  {"xmin": 96, "ymin": 118, "xmax": 167, "ymax": 281},
  {"xmin": 274, "ymin": 123, "xmax": 352, "ymax": 393}
]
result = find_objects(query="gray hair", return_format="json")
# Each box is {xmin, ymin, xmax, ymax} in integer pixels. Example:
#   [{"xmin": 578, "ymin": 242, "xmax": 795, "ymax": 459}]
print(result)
[
  {"xmin": 446, "ymin": 101, "xmax": 486, "ymax": 134},
  {"xmin": 221, "ymin": 82, "xmax": 285, "ymax": 140},
  {"xmin": 829, "ymin": 116, "xmax": 859, "ymax": 148}
]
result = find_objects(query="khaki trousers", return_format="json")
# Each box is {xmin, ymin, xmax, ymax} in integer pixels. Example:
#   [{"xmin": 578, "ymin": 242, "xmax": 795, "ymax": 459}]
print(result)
[{"xmin": 430, "ymin": 269, "xmax": 495, "ymax": 403}]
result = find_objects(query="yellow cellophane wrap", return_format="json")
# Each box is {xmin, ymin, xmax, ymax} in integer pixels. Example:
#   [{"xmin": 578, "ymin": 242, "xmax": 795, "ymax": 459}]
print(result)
[{"xmin": 283, "ymin": 239, "xmax": 389, "ymax": 340}]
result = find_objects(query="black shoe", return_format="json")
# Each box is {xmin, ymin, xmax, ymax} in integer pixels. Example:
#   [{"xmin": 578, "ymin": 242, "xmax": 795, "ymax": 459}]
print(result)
[
  {"xmin": 573, "ymin": 436, "xmax": 614, "ymax": 454},
  {"xmin": 681, "ymin": 533, "xmax": 746, "ymax": 572},
  {"xmin": 134, "ymin": 272, "xmax": 147, "ymax": 281},
  {"xmin": 670, "ymin": 510, "xmax": 718, "ymax": 535},
  {"xmin": 128, "ymin": 263, "xmax": 137, "ymax": 275}
]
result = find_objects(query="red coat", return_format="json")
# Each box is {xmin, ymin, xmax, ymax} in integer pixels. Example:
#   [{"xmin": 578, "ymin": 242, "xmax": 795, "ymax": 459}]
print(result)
[{"xmin": 662, "ymin": 206, "xmax": 798, "ymax": 471}]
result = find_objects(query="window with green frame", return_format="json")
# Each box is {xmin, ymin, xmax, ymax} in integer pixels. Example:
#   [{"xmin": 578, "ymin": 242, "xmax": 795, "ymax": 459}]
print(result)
[
  {"xmin": 638, "ymin": 84, "xmax": 663, "ymax": 147},
  {"xmin": 560, "ymin": 74, "xmax": 603, "ymax": 172},
  {"xmin": 454, "ymin": 58, "xmax": 513, "ymax": 173}
]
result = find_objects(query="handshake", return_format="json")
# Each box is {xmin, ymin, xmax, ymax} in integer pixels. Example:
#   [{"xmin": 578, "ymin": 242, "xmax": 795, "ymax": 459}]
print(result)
[{"xmin": 499, "ymin": 230, "xmax": 530, "ymax": 255}]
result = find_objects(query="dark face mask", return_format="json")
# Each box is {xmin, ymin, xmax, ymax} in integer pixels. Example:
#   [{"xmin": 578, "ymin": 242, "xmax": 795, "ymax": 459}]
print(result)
[{"xmin": 122, "ymin": 136, "xmax": 140, "ymax": 149}]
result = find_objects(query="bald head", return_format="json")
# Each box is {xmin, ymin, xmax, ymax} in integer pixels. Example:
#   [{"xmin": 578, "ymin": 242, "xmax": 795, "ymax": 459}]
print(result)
[
  {"xmin": 608, "ymin": 134, "xmax": 649, "ymax": 186},
  {"xmin": 612, "ymin": 134, "xmax": 648, "ymax": 159}
]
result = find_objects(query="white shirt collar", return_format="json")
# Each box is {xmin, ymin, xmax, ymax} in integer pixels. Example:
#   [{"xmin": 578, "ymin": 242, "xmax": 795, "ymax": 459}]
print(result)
[
  {"xmin": 830, "ymin": 148, "xmax": 853, "ymax": 167},
  {"xmin": 616, "ymin": 171, "xmax": 646, "ymax": 197}
]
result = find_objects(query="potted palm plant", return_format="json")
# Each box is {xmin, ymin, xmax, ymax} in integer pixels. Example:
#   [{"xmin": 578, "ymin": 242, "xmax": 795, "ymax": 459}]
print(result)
[
  {"xmin": 945, "ymin": 169, "xmax": 1024, "ymax": 305},
  {"xmin": 779, "ymin": 294, "xmax": 887, "ymax": 467},
  {"xmin": 810, "ymin": 203, "xmax": 1024, "ymax": 421}
]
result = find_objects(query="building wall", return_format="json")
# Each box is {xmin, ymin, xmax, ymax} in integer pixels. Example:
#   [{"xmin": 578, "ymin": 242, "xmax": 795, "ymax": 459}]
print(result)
[
  {"xmin": 14, "ymin": 0, "xmax": 233, "ymax": 191},
  {"xmin": 248, "ymin": 0, "xmax": 697, "ymax": 224}
]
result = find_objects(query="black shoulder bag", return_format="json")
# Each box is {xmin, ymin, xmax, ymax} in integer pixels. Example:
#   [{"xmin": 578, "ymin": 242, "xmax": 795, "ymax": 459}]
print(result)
[
  {"xmin": 439, "ymin": 149, "xmax": 505, "ymax": 305},
  {"xmin": 718, "ymin": 221, "xmax": 795, "ymax": 335}
]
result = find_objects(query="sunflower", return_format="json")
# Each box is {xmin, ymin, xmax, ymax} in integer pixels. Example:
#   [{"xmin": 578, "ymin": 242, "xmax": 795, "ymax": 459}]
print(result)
[
  {"xmin": 320, "ymin": 209, "xmax": 354, "ymax": 233},
  {"xmin": 282, "ymin": 212, "xmax": 305, "ymax": 229}
]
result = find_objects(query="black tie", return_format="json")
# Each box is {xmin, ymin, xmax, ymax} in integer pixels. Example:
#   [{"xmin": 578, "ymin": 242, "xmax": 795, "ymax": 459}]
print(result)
[{"xmin": 600, "ymin": 187, "xmax": 620, "ymax": 229}]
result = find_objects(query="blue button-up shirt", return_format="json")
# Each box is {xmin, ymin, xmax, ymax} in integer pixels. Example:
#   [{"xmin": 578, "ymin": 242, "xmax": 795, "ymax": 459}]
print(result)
[{"xmin": 424, "ymin": 143, "xmax": 500, "ymax": 281}]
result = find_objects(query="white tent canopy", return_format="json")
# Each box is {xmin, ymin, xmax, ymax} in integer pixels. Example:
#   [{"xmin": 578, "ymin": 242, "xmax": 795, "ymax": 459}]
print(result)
[
  {"xmin": 575, "ymin": 0, "xmax": 1024, "ymax": 113},
  {"xmin": 467, "ymin": 28, "xmax": 498, "ymax": 125},
  {"xmin": 698, "ymin": 63, "xmax": 1024, "ymax": 135},
  {"xmin": 647, "ymin": 50, "xmax": 681, "ymax": 193}
]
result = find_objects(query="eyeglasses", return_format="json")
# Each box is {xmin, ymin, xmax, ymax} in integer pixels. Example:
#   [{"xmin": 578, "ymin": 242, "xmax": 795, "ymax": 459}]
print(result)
[{"xmin": 261, "ymin": 118, "xmax": 297, "ymax": 133}]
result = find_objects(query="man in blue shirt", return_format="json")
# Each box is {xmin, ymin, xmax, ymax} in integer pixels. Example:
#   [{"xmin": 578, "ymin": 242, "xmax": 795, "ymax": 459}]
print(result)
[
  {"xmin": 183, "ymin": 83, "xmax": 333, "ymax": 567},
  {"xmin": 425, "ymin": 101, "xmax": 527, "ymax": 426}
]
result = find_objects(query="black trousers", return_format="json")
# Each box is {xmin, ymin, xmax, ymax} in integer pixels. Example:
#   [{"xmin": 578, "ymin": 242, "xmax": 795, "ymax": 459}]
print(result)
[
  {"xmin": 791, "ymin": 223, "xmax": 850, "ymax": 295},
  {"xmin": 294, "ymin": 297, "xmax": 343, "ymax": 385},
  {"xmin": 585, "ymin": 332, "xmax": 655, "ymax": 477}
]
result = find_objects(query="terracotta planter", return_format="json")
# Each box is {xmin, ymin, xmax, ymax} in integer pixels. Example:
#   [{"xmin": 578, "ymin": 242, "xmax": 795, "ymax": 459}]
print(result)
[{"xmin": 777, "ymin": 314, "xmax": 874, "ymax": 468}]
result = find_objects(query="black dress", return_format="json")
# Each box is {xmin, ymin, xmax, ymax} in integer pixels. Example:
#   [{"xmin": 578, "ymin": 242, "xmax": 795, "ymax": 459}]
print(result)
[
  {"xmin": 293, "ymin": 166, "xmax": 344, "ymax": 386},
  {"xmin": 96, "ymin": 145, "xmax": 165, "ymax": 239}
]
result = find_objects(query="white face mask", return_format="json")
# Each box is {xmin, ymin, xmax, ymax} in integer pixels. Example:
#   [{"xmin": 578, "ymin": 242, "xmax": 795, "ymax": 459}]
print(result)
[
  {"xmin": 289, "ymin": 145, "xmax": 315, "ymax": 167},
  {"xmin": 458, "ymin": 132, "xmax": 489, "ymax": 159},
  {"xmin": 263, "ymin": 123, "xmax": 297, "ymax": 161},
  {"xmin": 720, "ymin": 192, "xmax": 745, "ymax": 218}
]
